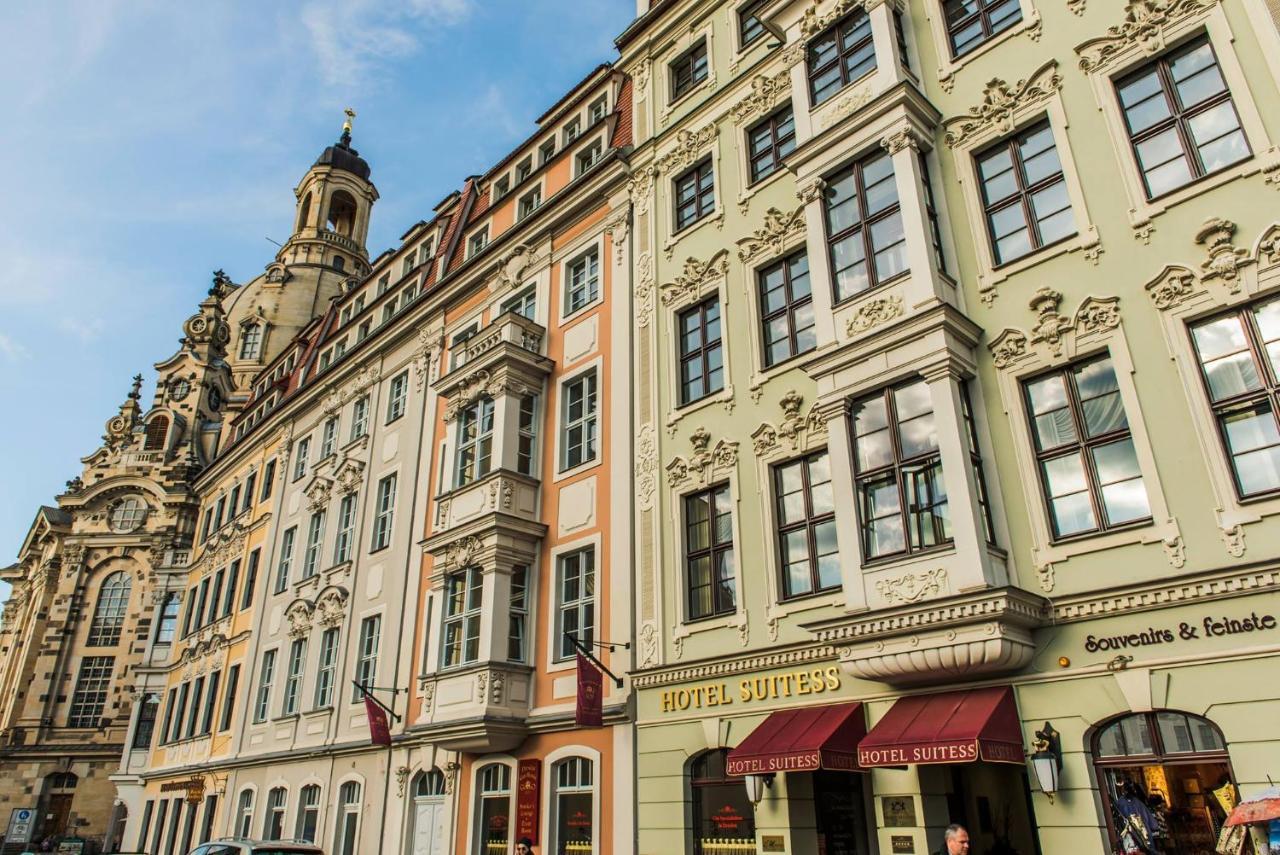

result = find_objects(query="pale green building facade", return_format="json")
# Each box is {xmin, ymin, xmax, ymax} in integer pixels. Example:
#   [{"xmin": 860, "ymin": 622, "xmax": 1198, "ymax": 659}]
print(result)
[{"xmin": 619, "ymin": 0, "xmax": 1280, "ymax": 853}]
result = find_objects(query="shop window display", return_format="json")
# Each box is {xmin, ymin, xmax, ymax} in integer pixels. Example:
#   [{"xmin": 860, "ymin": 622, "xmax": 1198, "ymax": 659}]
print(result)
[
  {"xmin": 475, "ymin": 764, "xmax": 512, "ymax": 855},
  {"xmin": 1093, "ymin": 711, "xmax": 1236, "ymax": 854},
  {"xmin": 690, "ymin": 750, "xmax": 755, "ymax": 854}
]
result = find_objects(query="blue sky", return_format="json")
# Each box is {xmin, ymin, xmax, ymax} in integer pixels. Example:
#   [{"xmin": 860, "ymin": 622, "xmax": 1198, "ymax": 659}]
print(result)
[{"xmin": 0, "ymin": 0, "xmax": 635, "ymax": 603}]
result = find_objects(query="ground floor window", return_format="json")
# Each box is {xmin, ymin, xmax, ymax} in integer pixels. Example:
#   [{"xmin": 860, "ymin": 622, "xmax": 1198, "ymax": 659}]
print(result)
[
  {"xmin": 475, "ymin": 764, "xmax": 512, "ymax": 855},
  {"xmin": 813, "ymin": 771, "xmax": 871, "ymax": 855},
  {"xmin": 335, "ymin": 781, "xmax": 362, "ymax": 855},
  {"xmin": 553, "ymin": 757, "xmax": 595, "ymax": 854},
  {"xmin": 690, "ymin": 750, "xmax": 754, "ymax": 855},
  {"xmin": 1093, "ymin": 710, "xmax": 1235, "ymax": 854}
]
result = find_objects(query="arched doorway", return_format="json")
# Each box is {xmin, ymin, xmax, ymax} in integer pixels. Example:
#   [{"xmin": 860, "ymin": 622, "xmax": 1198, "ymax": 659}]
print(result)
[
  {"xmin": 40, "ymin": 772, "xmax": 78, "ymax": 838},
  {"xmin": 407, "ymin": 769, "xmax": 447, "ymax": 855},
  {"xmin": 1093, "ymin": 710, "xmax": 1236, "ymax": 853}
]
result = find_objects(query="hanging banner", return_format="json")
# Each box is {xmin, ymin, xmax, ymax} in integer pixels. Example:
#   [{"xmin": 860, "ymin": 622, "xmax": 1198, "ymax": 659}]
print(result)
[
  {"xmin": 515, "ymin": 759, "xmax": 541, "ymax": 842},
  {"xmin": 364, "ymin": 695, "xmax": 392, "ymax": 747},
  {"xmin": 575, "ymin": 653, "xmax": 603, "ymax": 727}
]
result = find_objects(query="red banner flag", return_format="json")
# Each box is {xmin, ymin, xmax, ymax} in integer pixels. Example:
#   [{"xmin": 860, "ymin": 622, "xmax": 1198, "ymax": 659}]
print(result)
[
  {"xmin": 575, "ymin": 653, "xmax": 603, "ymax": 727},
  {"xmin": 515, "ymin": 759, "xmax": 542, "ymax": 842},
  {"xmin": 364, "ymin": 695, "xmax": 392, "ymax": 747}
]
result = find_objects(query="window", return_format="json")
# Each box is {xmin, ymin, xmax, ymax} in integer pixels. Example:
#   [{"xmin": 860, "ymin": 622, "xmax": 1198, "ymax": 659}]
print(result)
[
  {"xmin": 474, "ymin": 765, "xmax": 512, "ymax": 855},
  {"xmin": 671, "ymin": 39, "xmax": 709, "ymax": 101},
  {"xmin": 963, "ymin": 388, "xmax": 996, "ymax": 545},
  {"xmin": 565, "ymin": 249, "xmax": 600, "ymax": 315},
  {"xmin": 561, "ymin": 371, "xmax": 599, "ymax": 470},
  {"xmin": 223, "ymin": 560, "xmax": 240, "ymax": 617},
  {"xmin": 136, "ymin": 801, "xmax": 155, "ymax": 854},
  {"xmin": 261, "ymin": 462, "xmax": 276, "ymax": 499},
  {"xmin": 110, "ymin": 497, "xmax": 147, "ymax": 532},
  {"xmin": 351, "ymin": 395, "xmax": 369, "ymax": 440},
  {"xmin": 456, "ymin": 398, "xmax": 496, "ymax": 486},
  {"xmin": 68, "ymin": 656, "xmax": 114, "ymax": 727},
  {"xmin": 518, "ymin": 187, "xmax": 541, "ymax": 220},
  {"xmin": 758, "ymin": 249, "xmax": 815, "ymax": 367},
  {"xmin": 242, "ymin": 473, "xmax": 257, "ymax": 512},
  {"xmin": 200, "ymin": 670, "xmax": 220, "ymax": 735},
  {"xmin": 302, "ymin": 511, "xmax": 325, "ymax": 579},
  {"xmin": 576, "ymin": 140, "xmax": 604, "ymax": 176},
  {"xmin": 1190, "ymin": 298, "xmax": 1280, "ymax": 498},
  {"xmin": 334, "ymin": 494, "xmax": 357, "ymax": 564},
  {"xmin": 262, "ymin": 788, "xmax": 286, "ymax": 840},
  {"xmin": 748, "ymin": 106, "xmax": 796, "ymax": 184},
  {"xmin": 235, "ymin": 790, "xmax": 254, "ymax": 840},
  {"xmin": 825, "ymin": 152, "xmax": 907, "ymax": 303},
  {"xmin": 692, "ymin": 751, "xmax": 756, "ymax": 855},
  {"xmin": 198, "ymin": 794, "xmax": 218, "ymax": 845},
  {"xmin": 200, "ymin": 509, "xmax": 213, "ymax": 543},
  {"xmin": 807, "ymin": 11, "xmax": 875, "ymax": 106},
  {"xmin": 508, "ymin": 566, "xmax": 529, "ymax": 662},
  {"xmin": 371, "ymin": 474, "xmax": 397, "ymax": 551},
  {"xmin": 588, "ymin": 96, "xmax": 608, "ymax": 125},
  {"xmin": 132, "ymin": 695, "xmax": 159, "ymax": 749},
  {"xmin": 976, "ymin": 121, "xmax": 1074, "ymax": 265},
  {"xmin": 556, "ymin": 547, "xmax": 595, "ymax": 661},
  {"xmin": 467, "ymin": 228, "xmax": 489, "ymax": 258},
  {"xmin": 378, "ymin": 274, "xmax": 391, "ymax": 296},
  {"xmin": 450, "ymin": 324, "xmax": 479, "ymax": 371},
  {"xmin": 213, "ymin": 496, "xmax": 226, "ymax": 531},
  {"xmin": 253, "ymin": 649, "xmax": 276, "ymax": 723},
  {"xmin": 552, "ymin": 758, "xmax": 595, "ymax": 855},
  {"xmin": 493, "ymin": 176, "xmax": 510, "ymax": 200},
  {"xmin": 853, "ymin": 381, "xmax": 950, "ymax": 560},
  {"xmin": 539, "ymin": 140, "xmax": 556, "ymax": 165},
  {"xmin": 155, "ymin": 593, "xmax": 179, "ymax": 644},
  {"xmin": 441, "ymin": 567, "xmax": 483, "ymax": 668},
  {"xmin": 352, "ymin": 616, "xmax": 381, "ymax": 701},
  {"xmin": 563, "ymin": 118, "xmax": 581, "ymax": 145},
  {"xmin": 143, "ymin": 416, "xmax": 169, "ymax": 451},
  {"xmin": 169, "ymin": 683, "xmax": 189, "ymax": 742},
  {"xmin": 314, "ymin": 628, "xmax": 339, "ymax": 708},
  {"xmin": 739, "ymin": 0, "xmax": 768, "ymax": 48},
  {"xmin": 894, "ymin": 7, "xmax": 912, "ymax": 73},
  {"xmin": 1117, "ymin": 36, "xmax": 1250, "ymax": 199},
  {"xmin": 334, "ymin": 782, "xmax": 361, "ymax": 855},
  {"xmin": 517, "ymin": 395, "xmax": 538, "ymax": 476},
  {"xmin": 186, "ymin": 675, "xmax": 205, "ymax": 738},
  {"xmin": 677, "ymin": 297, "xmax": 724, "ymax": 406},
  {"xmin": 296, "ymin": 785, "xmax": 321, "ymax": 843},
  {"xmin": 282, "ymin": 639, "xmax": 306, "ymax": 716},
  {"xmin": 674, "ymin": 160, "xmax": 716, "ymax": 231},
  {"xmin": 335, "ymin": 337, "xmax": 348, "ymax": 360},
  {"xmin": 292, "ymin": 437, "xmax": 310, "ymax": 481},
  {"xmin": 321, "ymin": 417, "xmax": 338, "ymax": 458},
  {"xmin": 944, "ymin": 0, "xmax": 1022, "ymax": 58},
  {"xmin": 240, "ymin": 324, "xmax": 263, "ymax": 360},
  {"xmin": 501, "ymin": 287, "xmax": 537, "ymax": 320},
  {"xmin": 220, "ymin": 664, "xmax": 240, "ymax": 731},
  {"xmin": 920, "ymin": 153, "xmax": 947, "ymax": 273},
  {"xmin": 1023, "ymin": 354, "xmax": 1151, "ymax": 537},
  {"xmin": 206, "ymin": 569, "xmax": 224, "ymax": 624},
  {"xmin": 773, "ymin": 452, "xmax": 838, "ymax": 598},
  {"xmin": 193, "ymin": 578, "xmax": 210, "ymax": 632},
  {"xmin": 358, "ymin": 320, "xmax": 371, "ymax": 341},
  {"xmin": 386, "ymin": 372, "xmax": 408, "ymax": 422},
  {"xmin": 87, "ymin": 571, "xmax": 130, "ymax": 646},
  {"xmin": 241, "ymin": 549, "xmax": 260, "ymax": 610},
  {"xmin": 517, "ymin": 157, "xmax": 533, "ymax": 181},
  {"xmin": 685, "ymin": 484, "xmax": 736, "ymax": 620},
  {"xmin": 275, "ymin": 527, "xmax": 296, "ymax": 593}
]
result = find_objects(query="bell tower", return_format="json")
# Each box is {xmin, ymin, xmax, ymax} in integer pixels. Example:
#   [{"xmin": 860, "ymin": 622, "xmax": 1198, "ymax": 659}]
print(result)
[{"xmin": 281, "ymin": 108, "xmax": 379, "ymax": 277}]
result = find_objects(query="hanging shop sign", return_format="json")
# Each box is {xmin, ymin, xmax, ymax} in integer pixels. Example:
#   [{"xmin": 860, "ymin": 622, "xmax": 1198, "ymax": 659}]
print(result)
[
  {"xmin": 515, "ymin": 759, "xmax": 541, "ymax": 842},
  {"xmin": 659, "ymin": 666, "xmax": 842, "ymax": 713},
  {"xmin": 1082, "ymin": 612, "xmax": 1278, "ymax": 654}
]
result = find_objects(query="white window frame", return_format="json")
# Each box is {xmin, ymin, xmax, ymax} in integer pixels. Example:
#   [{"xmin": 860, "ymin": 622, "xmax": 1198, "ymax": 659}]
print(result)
[
  {"xmin": 253, "ymin": 648, "xmax": 277, "ymax": 723},
  {"xmin": 553, "ymin": 544, "xmax": 596, "ymax": 664},
  {"xmin": 302, "ymin": 510, "xmax": 325, "ymax": 579},
  {"xmin": 558, "ymin": 366, "xmax": 600, "ymax": 474},
  {"xmin": 274, "ymin": 527, "xmax": 296, "ymax": 594},
  {"xmin": 370, "ymin": 473, "xmax": 397, "ymax": 551},
  {"xmin": 292, "ymin": 436, "xmax": 311, "ymax": 481},
  {"xmin": 350, "ymin": 395, "xmax": 369, "ymax": 441},
  {"xmin": 440, "ymin": 565, "xmax": 484, "ymax": 669},
  {"xmin": 351, "ymin": 614, "xmax": 382, "ymax": 703},
  {"xmin": 386, "ymin": 371, "xmax": 409, "ymax": 423},
  {"xmin": 466, "ymin": 226, "xmax": 490, "ymax": 259},
  {"xmin": 563, "ymin": 247, "xmax": 602, "ymax": 319},
  {"xmin": 314, "ymin": 627, "xmax": 340, "ymax": 709},
  {"xmin": 334, "ymin": 494, "xmax": 356, "ymax": 564}
]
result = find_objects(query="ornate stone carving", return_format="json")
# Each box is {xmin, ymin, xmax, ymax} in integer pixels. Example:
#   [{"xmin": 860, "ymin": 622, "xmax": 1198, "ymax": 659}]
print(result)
[
  {"xmin": 635, "ymin": 252, "xmax": 655, "ymax": 328},
  {"xmin": 1076, "ymin": 0, "xmax": 1212, "ymax": 72},
  {"xmin": 444, "ymin": 761, "xmax": 460, "ymax": 794},
  {"xmin": 846, "ymin": 296, "xmax": 904, "ymax": 335},
  {"xmin": 627, "ymin": 166, "xmax": 656, "ymax": 216},
  {"xmin": 639, "ymin": 622, "xmax": 658, "ymax": 668},
  {"xmin": 396, "ymin": 767, "xmax": 411, "ymax": 798},
  {"xmin": 737, "ymin": 207, "xmax": 806, "ymax": 264},
  {"xmin": 876, "ymin": 568, "xmax": 949, "ymax": 605},
  {"xmin": 667, "ymin": 428, "xmax": 739, "ymax": 489},
  {"xmin": 1068, "ymin": 0, "xmax": 1086, "ymax": 14},
  {"xmin": 659, "ymin": 251, "xmax": 729, "ymax": 309},
  {"xmin": 1163, "ymin": 536, "xmax": 1186, "ymax": 569},
  {"xmin": 797, "ymin": 178, "xmax": 827, "ymax": 205},
  {"xmin": 334, "ymin": 459, "xmax": 365, "ymax": 496},
  {"xmin": 988, "ymin": 332, "xmax": 1029, "ymax": 369},
  {"xmin": 1221, "ymin": 524, "xmax": 1245, "ymax": 558},
  {"xmin": 420, "ymin": 680, "xmax": 435, "ymax": 714},
  {"xmin": 633, "ymin": 60, "xmax": 651, "ymax": 98},
  {"xmin": 1195, "ymin": 217, "xmax": 1252, "ymax": 291},
  {"xmin": 731, "ymin": 69, "xmax": 792, "ymax": 123},
  {"xmin": 801, "ymin": 0, "xmax": 863, "ymax": 37},
  {"xmin": 493, "ymin": 244, "xmax": 535, "ymax": 294},
  {"xmin": 303, "ymin": 476, "xmax": 333, "ymax": 513},
  {"xmin": 655, "ymin": 124, "xmax": 718, "ymax": 175},
  {"xmin": 476, "ymin": 672, "xmax": 488, "ymax": 703},
  {"xmin": 490, "ymin": 671, "xmax": 505, "ymax": 704},
  {"xmin": 414, "ymin": 327, "xmax": 444, "ymax": 392},
  {"xmin": 315, "ymin": 587, "xmax": 349, "ymax": 628},
  {"xmin": 944, "ymin": 61, "xmax": 1062, "ymax": 148},
  {"xmin": 751, "ymin": 391, "xmax": 824, "ymax": 457},
  {"xmin": 285, "ymin": 601, "xmax": 314, "ymax": 639},
  {"xmin": 441, "ymin": 535, "xmax": 483, "ymax": 571},
  {"xmin": 635, "ymin": 424, "xmax": 658, "ymax": 511},
  {"xmin": 1144, "ymin": 266, "xmax": 1199, "ymax": 310},
  {"xmin": 991, "ymin": 288, "xmax": 1121, "ymax": 361},
  {"xmin": 817, "ymin": 88, "xmax": 871, "ymax": 131},
  {"xmin": 1036, "ymin": 562, "xmax": 1055, "ymax": 592},
  {"xmin": 604, "ymin": 212, "xmax": 631, "ymax": 264},
  {"xmin": 321, "ymin": 362, "xmax": 382, "ymax": 417},
  {"xmin": 738, "ymin": 621, "xmax": 750, "ymax": 648},
  {"xmin": 880, "ymin": 127, "xmax": 923, "ymax": 155}
]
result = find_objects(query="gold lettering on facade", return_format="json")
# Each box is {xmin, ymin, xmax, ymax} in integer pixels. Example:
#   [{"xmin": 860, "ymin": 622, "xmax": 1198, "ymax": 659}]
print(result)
[{"xmin": 659, "ymin": 666, "xmax": 841, "ymax": 713}]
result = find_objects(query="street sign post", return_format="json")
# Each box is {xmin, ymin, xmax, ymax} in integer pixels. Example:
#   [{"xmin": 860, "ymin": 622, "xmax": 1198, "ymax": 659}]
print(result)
[{"xmin": 5, "ymin": 807, "xmax": 35, "ymax": 845}]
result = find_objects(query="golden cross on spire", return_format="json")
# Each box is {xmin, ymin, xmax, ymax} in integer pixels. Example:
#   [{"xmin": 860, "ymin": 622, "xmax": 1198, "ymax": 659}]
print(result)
[{"xmin": 343, "ymin": 107, "xmax": 356, "ymax": 135}]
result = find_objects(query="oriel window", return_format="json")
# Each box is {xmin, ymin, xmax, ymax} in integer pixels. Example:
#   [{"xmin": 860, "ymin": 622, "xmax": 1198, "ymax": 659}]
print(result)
[
  {"xmin": 944, "ymin": 0, "xmax": 1022, "ymax": 58},
  {"xmin": 441, "ymin": 567, "xmax": 483, "ymax": 668},
  {"xmin": 807, "ymin": 10, "xmax": 875, "ymax": 106},
  {"xmin": 825, "ymin": 151, "xmax": 906, "ymax": 303}
]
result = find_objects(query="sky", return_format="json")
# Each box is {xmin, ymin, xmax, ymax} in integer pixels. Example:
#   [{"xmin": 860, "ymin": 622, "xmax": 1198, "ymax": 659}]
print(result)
[{"xmin": 0, "ymin": 0, "xmax": 636, "ymax": 604}]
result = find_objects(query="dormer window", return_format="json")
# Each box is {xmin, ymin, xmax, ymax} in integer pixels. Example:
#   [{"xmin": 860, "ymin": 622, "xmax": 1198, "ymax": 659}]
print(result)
[
  {"xmin": 576, "ymin": 141, "xmax": 604, "ymax": 177},
  {"xmin": 402, "ymin": 249, "xmax": 417, "ymax": 277},
  {"xmin": 467, "ymin": 228, "xmax": 489, "ymax": 259},
  {"xmin": 539, "ymin": 140, "xmax": 556, "ymax": 165},
  {"xmin": 493, "ymin": 175, "xmax": 510, "ymax": 200},
  {"xmin": 588, "ymin": 96, "xmax": 608, "ymax": 125},
  {"xmin": 240, "ymin": 324, "xmax": 263, "ymax": 360},
  {"xmin": 563, "ymin": 118, "xmax": 581, "ymax": 145},
  {"xmin": 518, "ymin": 188, "xmax": 542, "ymax": 220},
  {"xmin": 517, "ymin": 157, "xmax": 533, "ymax": 181},
  {"xmin": 421, "ymin": 236, "xmax": 435, "ymax": 259},
  {"xmin": 144, "ymin": 416, "xmax": 169, "ymax": 451}
]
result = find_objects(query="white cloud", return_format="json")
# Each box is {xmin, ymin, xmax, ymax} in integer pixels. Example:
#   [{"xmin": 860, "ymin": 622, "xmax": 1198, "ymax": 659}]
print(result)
[
  {"xmin": 0, "ymin": 333, "xmax": 31, "ymax": 362},
  {"xmin": 300, "ymin": 0, "xmax": 474, "ymax": 87},
  {"xmin": 59, "ymin": 317, "xmax": 107, "ymax": 344}
]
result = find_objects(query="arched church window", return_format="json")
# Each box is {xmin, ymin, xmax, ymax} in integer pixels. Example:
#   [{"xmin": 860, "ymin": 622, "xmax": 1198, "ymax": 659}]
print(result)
[
  {"xmin": 144, "ymin": 416, "xmax": 169, "ymax": 451},
  {"xmin": 327, "ymin": 190, "xmax": 358, "ymax": 237},
  {"xmin": 1093, "ymin": 710, "xmax": 1235, "ymax": 853},
  {"xmin": 110, "ymin": 497, "xmax": 147, "ymax": 532},
  {"xmin": 298, "ymin": 192, "xmax": 313, "ymax": 232},
  {"xmin": 240, "ymin": 324, "xmax": 263, "ymax": 360},
  {"xmin": 87, "ymin": 571, "xmax": 131, "ymax": 646}
]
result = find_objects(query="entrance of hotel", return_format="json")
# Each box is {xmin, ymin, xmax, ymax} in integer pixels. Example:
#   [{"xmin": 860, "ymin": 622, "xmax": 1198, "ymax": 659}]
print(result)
[
  {"xmin": 938, "ymin": 763, "xmax": 1041, "ymax": 855},
  {"xmin": 1093, "ymin": 711, "xmax": 1236, "ymax": 854},
  {"xmin": 813, "ymin": 770, "xmax": 872, "ymax": 854}
]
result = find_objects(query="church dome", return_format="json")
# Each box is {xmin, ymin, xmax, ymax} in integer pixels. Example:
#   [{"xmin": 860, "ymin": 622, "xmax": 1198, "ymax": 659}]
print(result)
[{"xmin": 314, "ymin": 130, "xmax": 371, "ymax": 181}]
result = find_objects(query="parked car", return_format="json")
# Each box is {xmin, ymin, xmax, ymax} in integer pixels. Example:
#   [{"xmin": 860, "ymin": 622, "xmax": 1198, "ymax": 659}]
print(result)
[{"xmin": 187, "ymin": 840, "xmax": 323, "ymax": 855}]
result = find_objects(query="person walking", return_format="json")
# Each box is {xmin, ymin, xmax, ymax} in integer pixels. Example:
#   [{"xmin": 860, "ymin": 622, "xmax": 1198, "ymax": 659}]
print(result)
[{"xmin": 939, "ymin": 824, "xmax": 971, "ymax": 855}]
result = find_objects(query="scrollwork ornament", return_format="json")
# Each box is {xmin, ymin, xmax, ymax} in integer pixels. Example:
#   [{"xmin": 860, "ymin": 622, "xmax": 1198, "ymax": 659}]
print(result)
[
  {"xmin": 943, "ymin": 61, "xmax": 1062, "ymax": 148},
  {"xmin": 659, "ymin": 251, "xmax": 729, "ymax": 308},
  {"xmin": 1076, "ymin": 0, "xmax": 1212, "ymax": 73},
  {"xmin": 737, "ymin": 207, "xmax": 805, "ymax": 264},
  {"xmin": 845, "ymin": 297, "xmax": 904, "ymax": 335}
]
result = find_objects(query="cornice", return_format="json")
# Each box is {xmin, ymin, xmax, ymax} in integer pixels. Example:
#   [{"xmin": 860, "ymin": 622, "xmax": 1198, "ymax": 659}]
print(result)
[{"xmin": 631, "ymin": 642, "xmax": 838, "ymax": 689}]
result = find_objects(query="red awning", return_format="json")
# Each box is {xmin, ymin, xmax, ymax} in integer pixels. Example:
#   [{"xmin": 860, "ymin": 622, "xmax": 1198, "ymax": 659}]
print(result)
[
  {"xmin": 857, "ymin": 686, "xmax": 1024, "ymax": 767},
  {"xmin": 726, "ymin": 702, "xmax": 866, "ymax": 776}
]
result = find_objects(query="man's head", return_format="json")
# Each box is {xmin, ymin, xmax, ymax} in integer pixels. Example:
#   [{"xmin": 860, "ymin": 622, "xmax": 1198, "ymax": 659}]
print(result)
[
  {"xmin": 944, "ymin": 824, "xmax": 970, "ymax": 854},
  {"xmin": 516, "ymin": 838, "xmax": 535, "ymax": 855}
]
